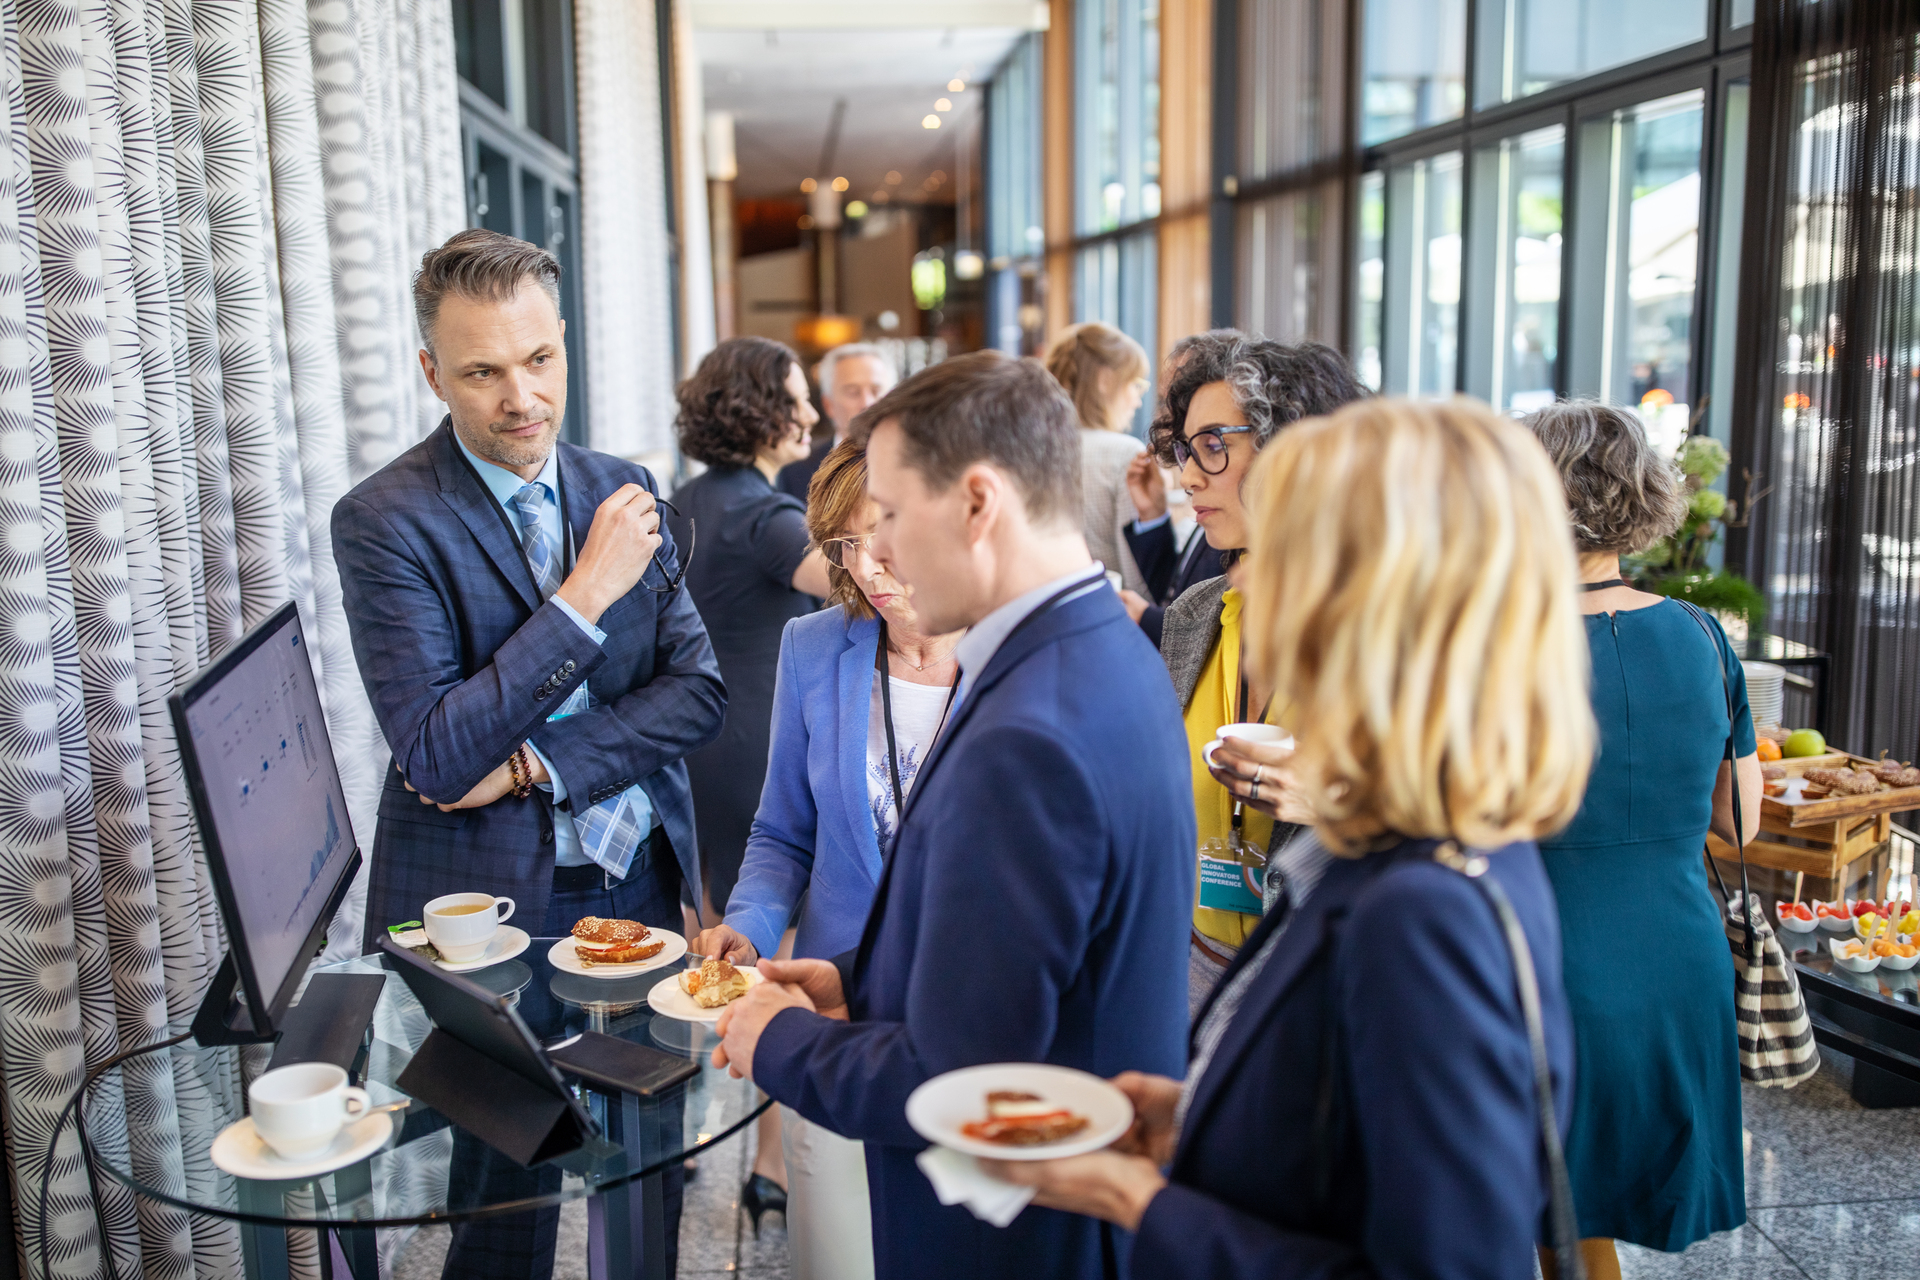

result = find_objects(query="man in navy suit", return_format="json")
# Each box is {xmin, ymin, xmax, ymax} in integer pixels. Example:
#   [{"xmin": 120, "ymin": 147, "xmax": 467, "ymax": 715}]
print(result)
[
  {"xmin": 333, "ymin": 229, "xmax": 724, "ymax": 1278},
  {"xmin": 711, "ymin": 352, "xmax": 1194, "ymax": 1280}
]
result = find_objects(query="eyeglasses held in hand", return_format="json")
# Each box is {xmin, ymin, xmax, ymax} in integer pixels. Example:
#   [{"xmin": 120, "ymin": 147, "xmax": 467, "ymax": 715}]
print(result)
[
  {"xmin": 643, "ymin": 497, "xmax": 694, "ymax": 593},
  {"xmin": 819, "ymin": 534, "xmax": 877, "ymax": 570},
  {"xmin": 1172, "ymin": 425, "xmax": 1256, "ymax": 475}
]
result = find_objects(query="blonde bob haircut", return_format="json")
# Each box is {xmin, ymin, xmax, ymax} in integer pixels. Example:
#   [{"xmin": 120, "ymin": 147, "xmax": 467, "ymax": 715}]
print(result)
[{"xmin": 1241, "ymin": 398, "xmax": 1594, "ymax": 854}]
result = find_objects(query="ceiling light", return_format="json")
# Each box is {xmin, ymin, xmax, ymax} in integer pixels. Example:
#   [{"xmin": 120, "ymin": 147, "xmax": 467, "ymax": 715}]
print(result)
[
  {"xmin": 873, "ymin": 189, "xmax": 890, "ymax": 202},
  {"xmin": 931, "ymin": 170, "xmax": 948, "ymax": 183},
  {"xmin": 948, "ymin": 79, "xmax": 966, "ymax": 92},
  {"xmin": 922, "ymin": 114, "xmax": 941, "ymax": 129},
  {"xmin": 798, "ymin": 214, "xmax": 815, "ymax": 229},
  {"xmin": 886, "ymin": 170, "xmax": 902, "ymax": 184},
  {"xmin": 845, "ymin": 200, "xmax": 869, "ymax": 218},
  {"xmin": 935, "ymin": 98, "xmax": 952, "ymax": 112},
  {"xmin": 831, "ymin": 176, "xmax": 849, "ymax": 192},
  {"xmin": 799, "ymin": 177, "xmax": 817, "ymax": 193}
]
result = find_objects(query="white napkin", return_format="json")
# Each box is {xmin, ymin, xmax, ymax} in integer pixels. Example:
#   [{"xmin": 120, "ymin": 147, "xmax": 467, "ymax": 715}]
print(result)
[{"xmin": 915, "ymin": 1146, "xmax": 1035, "ymax": 1227}]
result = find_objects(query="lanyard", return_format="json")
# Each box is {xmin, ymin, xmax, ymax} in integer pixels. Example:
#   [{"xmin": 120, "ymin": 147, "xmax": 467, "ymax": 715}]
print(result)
[
  {"xmin": 875, "ymin": 620, "xmax": 960, "ymax": 820},
  {"xmin": 1231, "ymin": 669, "xmax": 1274, "ymax": 836}
]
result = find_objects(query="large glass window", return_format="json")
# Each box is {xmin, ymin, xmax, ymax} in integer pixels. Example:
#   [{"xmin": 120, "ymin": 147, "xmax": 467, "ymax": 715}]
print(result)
[
  {"xmin": 1239, "ymin": 0, "xmax": 1344, "ymax": 180},
  {"xmin": 1234, "ymin": 183, "xmax": 1342, "ymax": 345},
  {"xmin": 1077, "ymin": 232, "xmax": 1159, "ymax": 432},
  {"xmin": 987, "ymin": 35, "xmax": 1045, "ymax": 355},
  {"xmin": 1355, "ymin": 170, "xmax": 1385, "ymax": 389},
  {"xmin": 1362, "ymin": 0, "xmax": 1467, "ymax": 145},
  {"xmin": 1381, "ymin": 152, "xmax": 1463, "ymax": 397},
  {"xmin": 1076, "ymin": 0, "xmax": 1162, "ymax": 234},
  {"xmin": 1466, "ymin": 126, "xmax": 1563, "ymax": 413},
  {"xmin": 1568, "ymin": 89, "xmax": 1705, "ymax": 457},
  {"xmin": 1473, "ymin": 0, "xmax": 1710, "ymax": 108}
]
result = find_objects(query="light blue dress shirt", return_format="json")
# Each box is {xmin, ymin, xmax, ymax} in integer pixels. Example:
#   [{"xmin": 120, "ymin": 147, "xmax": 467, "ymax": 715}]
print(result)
[
  {"xmin": 453, "ymin": 433, "xmax": 645, "ymax": 867},
  {"xmin": 951, "ymin": 564, "xmax": 1108, "ymax": 710}
]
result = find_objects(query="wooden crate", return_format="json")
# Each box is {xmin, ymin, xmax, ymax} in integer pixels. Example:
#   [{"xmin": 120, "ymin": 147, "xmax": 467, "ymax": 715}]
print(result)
[{"xmin": 1707, "ymin": 808, "xmax": 1891, "ymax": 880}]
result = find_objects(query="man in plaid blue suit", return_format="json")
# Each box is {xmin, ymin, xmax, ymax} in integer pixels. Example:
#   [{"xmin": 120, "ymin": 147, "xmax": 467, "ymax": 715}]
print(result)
[{"xmin": 334, "ymin": 229, "xmax": 725, "ymax": 1279}]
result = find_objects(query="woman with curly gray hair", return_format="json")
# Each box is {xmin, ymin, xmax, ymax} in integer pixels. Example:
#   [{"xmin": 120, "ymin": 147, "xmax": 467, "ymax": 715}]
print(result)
[
  {"xmin": 1522, "ymin": 401, "xmax": 1762, "ymax": 1279},
  {"xmin": 1141, "ymin": 333, "xmax": 1368, "ymax": 1012}
]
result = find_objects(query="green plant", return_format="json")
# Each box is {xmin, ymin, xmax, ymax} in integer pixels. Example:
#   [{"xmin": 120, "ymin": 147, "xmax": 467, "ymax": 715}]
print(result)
[{"xmin": 1625, "ymin": 434, "xmax": 1769, "ymax": 627}]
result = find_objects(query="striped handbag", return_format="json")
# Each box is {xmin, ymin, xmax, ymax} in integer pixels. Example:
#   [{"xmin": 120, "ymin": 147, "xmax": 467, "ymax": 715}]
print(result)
[{"xmin": 1681, "ymin": 602, "xmax": 1818, "ymax": 1087}]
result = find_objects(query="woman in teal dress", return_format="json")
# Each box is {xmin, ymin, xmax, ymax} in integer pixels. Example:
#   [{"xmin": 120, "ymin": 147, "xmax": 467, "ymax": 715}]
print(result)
[{"xmin": 1526, "ymin": 403, "xmax": 1763, "ymax": 1279}]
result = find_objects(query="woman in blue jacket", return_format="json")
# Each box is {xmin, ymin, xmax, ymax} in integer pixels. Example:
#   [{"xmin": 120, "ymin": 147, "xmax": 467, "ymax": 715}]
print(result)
[
  {"xmin": 990, "ymin": 398, "xmax": 1592, "ymax": 1279},
  {"xmin": 693, "ymin": 440, "xmax": 962, "ymax": 1280}
]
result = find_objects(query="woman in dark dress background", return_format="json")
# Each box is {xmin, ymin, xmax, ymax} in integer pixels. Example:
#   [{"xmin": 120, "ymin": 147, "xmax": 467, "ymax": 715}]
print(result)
[
  {"xmin": 1524, "ymin": 401, "xmax": 1762, "ymax": 1278},
  {"xmin": 668, "ymin": 337, "xmax": 832, "ymax": 921}
]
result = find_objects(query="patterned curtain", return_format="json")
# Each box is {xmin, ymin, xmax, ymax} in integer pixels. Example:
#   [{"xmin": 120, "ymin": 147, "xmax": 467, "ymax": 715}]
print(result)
[{"xmin": 0, "ymin": 0, "xmax": 460, "ymax": 1276}]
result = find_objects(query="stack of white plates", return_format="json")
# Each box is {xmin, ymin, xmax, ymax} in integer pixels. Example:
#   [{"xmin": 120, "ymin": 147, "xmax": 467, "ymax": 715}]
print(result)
[{"xmin": 1742, "ymin": 661, "xmax": 1785, "ymax": 730}]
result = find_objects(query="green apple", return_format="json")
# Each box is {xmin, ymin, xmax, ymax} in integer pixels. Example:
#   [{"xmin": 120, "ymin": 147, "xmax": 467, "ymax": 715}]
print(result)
[{"xmin": 1783, "ymin": 728, "xmax": 1827, "ymax": 758}]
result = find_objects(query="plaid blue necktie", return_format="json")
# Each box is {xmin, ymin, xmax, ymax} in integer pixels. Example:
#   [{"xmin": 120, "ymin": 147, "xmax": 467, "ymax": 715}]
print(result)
[{"xmin": 512, "ymin": 482, "xmax": 646, "ymax": 879}]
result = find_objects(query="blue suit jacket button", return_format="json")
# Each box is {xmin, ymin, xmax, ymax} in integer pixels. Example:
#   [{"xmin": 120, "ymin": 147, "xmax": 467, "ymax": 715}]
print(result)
[{"xmin": 564, "ymin": 660, "xmax": 576, "ymax": 673}]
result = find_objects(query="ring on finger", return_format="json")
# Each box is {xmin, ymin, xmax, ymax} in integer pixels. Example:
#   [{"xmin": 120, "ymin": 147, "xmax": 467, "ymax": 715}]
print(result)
[
  {"xmin": 1254, "ymin": 764, "xmax": 1266, "ymax": 786},
  {"xmin": 1249, "ymin": 779, "xmax": 1260, "ymax": 800}
]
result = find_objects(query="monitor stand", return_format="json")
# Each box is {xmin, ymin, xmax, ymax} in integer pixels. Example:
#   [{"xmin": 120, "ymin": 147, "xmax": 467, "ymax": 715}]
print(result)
[{"xmin": 192, "ymin": 953, "xmax": 386, "ymax": 1076}]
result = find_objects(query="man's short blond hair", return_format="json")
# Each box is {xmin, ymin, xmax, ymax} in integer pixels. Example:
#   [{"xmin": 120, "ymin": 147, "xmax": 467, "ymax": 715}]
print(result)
[{"xmin": 1242, "ymin": 398, "xmax": 1595, "ymax": 853}]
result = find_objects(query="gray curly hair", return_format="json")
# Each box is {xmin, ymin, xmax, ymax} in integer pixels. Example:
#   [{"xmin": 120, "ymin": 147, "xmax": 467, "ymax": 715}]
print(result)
[
  {"xmin": 1148, "ymin": 333, "xmax": 1368, "ymax": 465},
  {"xmin": 1522, "ymin": 400, "xmax": 1690, "ymax": 554}
]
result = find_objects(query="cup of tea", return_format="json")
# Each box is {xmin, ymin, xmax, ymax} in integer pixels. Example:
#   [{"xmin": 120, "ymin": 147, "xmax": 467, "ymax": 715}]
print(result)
[
  {"xmin": 1203, "ymin": 723, "xmax": 1295, "ymax": 770},
  {"xmin": 422, "ymin": 892, "xmax": 516, "ymax": 961},
  {"xmin": 249, "ymin": 1062, "xmax": 370, "ymax": 1160}
]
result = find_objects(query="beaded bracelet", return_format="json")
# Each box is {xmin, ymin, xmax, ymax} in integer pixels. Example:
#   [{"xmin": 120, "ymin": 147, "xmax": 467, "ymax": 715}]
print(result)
[{"xmin": 507, "ymin": 745, "xmax": 532, "ymax": 800}]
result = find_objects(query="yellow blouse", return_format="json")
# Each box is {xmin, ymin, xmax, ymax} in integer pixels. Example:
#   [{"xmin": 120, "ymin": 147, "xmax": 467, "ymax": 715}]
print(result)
[{"xmin": 1184, "ymin": 588, "xmax": 1274, "ymax": 950}]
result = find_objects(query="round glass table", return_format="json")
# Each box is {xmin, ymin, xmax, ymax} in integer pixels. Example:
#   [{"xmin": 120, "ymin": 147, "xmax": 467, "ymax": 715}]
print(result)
[{"xmin": 81, "ymin": 942, "xmax": 768, "ymax": 1280}]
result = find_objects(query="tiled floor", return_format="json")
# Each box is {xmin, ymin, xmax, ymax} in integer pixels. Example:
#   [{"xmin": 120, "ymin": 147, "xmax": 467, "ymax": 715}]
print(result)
[{"xmin": 393, "ymin": 1047, "xmax": 1917, "ymax": 1279}]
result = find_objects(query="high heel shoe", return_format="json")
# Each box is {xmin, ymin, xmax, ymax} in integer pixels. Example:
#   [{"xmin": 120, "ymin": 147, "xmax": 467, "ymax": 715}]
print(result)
[{"xmin": 740, "ymin": 1172, "xmax": 787, "ymax": 1237}]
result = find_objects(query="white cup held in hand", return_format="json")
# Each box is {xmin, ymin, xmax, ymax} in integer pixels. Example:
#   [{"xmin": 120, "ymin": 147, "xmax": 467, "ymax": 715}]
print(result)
[
  {"xmin": 422, "ymin": 892, "xmax": 516, "ymax": 961},
  {"xmin": 1204, "ymin": 722, "xmax": 1294, "ymax": 771},
  {"xmin": 249, "ymin": 1063, "xmax": 370, "ymax": 1160}
]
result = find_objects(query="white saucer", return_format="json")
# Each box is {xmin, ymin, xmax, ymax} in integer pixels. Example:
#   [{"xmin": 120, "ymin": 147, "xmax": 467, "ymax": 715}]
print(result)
[
  {"xmin": 646, "ymin": 968, "xmax": 764, "ymax": 1022},
  {"xmin": 546, "ymin": 929, "xmax": 686, "ymax": 979},
  {"xmin": 435, "ymin": 925, "xmax": 531, "ymax": 973},
  {"xmin": 209, "ymin": 1111, "xmax": 393, "ymax": 1181}
]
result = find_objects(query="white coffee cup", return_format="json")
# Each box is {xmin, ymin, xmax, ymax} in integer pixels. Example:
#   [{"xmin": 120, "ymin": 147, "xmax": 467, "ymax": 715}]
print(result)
[
  {"xmin": 249, "ymin": 1062, "xmax": 370, "ymax": 1160},
  {"xmin": 422, "ymin": 892, "xmax": 516, "ymax": 962},
  {"xmin": 1204, "ymin": 722, "xmax": 1295, "ymax": 770}
]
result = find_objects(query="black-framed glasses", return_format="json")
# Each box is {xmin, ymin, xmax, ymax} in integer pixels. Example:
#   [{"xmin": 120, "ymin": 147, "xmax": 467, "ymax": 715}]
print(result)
[
  {"xmin": 643, "ymin": 497, "xmax": 694, "ymax": 593},
  {"xmin": 818, "ymin": 534, "xmax": 876, "ymax": 569},
  {"xmin": 1172, "ymin": 425, "xmax": 1255, "ymax": 475}
]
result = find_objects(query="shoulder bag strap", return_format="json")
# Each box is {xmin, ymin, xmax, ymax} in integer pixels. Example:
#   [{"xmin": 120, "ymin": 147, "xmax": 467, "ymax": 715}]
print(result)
[
  {"xmin": 1676, "ymin": 602, "xmax": 1754, "ymax": 954},
  {"xmin": 1433, "ymin": 843, "xmax": 1585, "ymax": 1280}
]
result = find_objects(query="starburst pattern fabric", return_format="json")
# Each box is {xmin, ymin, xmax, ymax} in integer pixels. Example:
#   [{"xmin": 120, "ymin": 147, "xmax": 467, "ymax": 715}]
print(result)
[{"xmin": 0, "ymin": 1, "xmax": 460, "ymax": 1276}]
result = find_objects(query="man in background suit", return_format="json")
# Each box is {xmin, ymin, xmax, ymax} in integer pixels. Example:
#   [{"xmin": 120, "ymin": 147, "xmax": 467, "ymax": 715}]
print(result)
[
  {"xmin": 711, "ymin": 352, "xmax": 1194, "ymax": 1280},
  {"xmin": 333, "ymin": 228, "xmax": 724, "ymax": 1278},
  {"xmin": 777, "ymin": 342, "xmax": 897, "ymax": 501}
]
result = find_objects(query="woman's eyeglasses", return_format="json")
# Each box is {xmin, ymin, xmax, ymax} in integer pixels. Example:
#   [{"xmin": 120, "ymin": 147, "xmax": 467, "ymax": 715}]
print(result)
[
  {"xmin": 819, "ymin": 534, "xmax": 877, "ymax": 569},
  {"xmin": 642, "ymin": 497, "xmax": 694, "ymax": 593},
  {"xmin": 1172, "ymin": 425, "xmax": 1255, "ymax": 475}
]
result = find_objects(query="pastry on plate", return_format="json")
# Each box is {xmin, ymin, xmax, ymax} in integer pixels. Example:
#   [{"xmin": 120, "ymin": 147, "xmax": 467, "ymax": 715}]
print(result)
[
  {"xmin": 958, "ymin": 1091, "xmax": 1091, "ymax": 1146},
  {"xmin": 572, "ymin": 917, "xmax": 664, "ymax": 966},
  {"xmin": 678, "ymin": 957, "xmax": 752, "ymax": 1008}
]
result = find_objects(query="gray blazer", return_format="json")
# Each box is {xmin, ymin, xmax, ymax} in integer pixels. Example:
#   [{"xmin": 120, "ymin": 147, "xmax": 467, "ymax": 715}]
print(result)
[{"xmin": 1159, "ymin": 574, "xmax": 1302, "ymax": 898}]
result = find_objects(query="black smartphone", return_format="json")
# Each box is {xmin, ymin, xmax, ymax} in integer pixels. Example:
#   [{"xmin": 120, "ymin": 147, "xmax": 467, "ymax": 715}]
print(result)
[{"xmin": 546, "ymin": 1030, "xmax": 699, "ymax": 1097}]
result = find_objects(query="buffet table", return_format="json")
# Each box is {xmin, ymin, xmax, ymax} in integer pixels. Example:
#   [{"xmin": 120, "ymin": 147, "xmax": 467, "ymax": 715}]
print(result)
[
  {"xmin": 1783, "ymin": 929, "xmax": 1920, "ymax": 1108},
  {"xmin": 79, "ymin": 943, "xmax": 768, "ymax": 1280}
]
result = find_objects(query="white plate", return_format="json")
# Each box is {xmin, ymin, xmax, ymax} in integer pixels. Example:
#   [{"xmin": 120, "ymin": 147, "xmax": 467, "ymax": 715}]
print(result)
[
  {"xmin": 906, "ymin": 1063, "xmax": 1133, "ymax": 1162},
  {"xmin": 209, "ymin": 1111, "xmax": 393, "ymax": 1181},
  {"xmin": 1774, "ymin": 905, "xmax": 1819, "ymax": 933},
  {"xmin": 646, "ymin": 968, "xmax": 764, "ymax": 1022},
  {"xmin": 1829, "ymin": 936, "xmax": 1882, "ymax": 973},
  {"xmin": 434, "ymin": 925, "xmax": 530, "ymax": 973},
  {"xmin": 546, "ymin": 930, "xmax": 686, "ymax": 979}
]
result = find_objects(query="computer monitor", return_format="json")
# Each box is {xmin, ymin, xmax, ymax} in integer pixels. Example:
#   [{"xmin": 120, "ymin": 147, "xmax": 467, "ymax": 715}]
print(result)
[{"xmin": 171, "ymin": 601, "xmax": 363, "ymax": 1042}]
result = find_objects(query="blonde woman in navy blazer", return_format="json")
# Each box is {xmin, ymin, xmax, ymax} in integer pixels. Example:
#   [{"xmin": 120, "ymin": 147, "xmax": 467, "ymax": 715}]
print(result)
[
  {"xmin": 694, "ymin": 441, "xmax": 962, "ymax": 1280},
  {"xmin": 989, "ymin": 399, "xmax": 1591, "ymax": 1279}
]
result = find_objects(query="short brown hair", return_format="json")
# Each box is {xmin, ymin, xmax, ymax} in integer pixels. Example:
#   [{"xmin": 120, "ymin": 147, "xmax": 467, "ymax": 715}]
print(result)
[
  {"xmin": 413, "ymin": 229, "xmax": 562, "ymax": 357},
  {"xmin": 805, "ymin": 440, "xmax": 877, "ymax": 619},
  {"xmin": 849, "ymin": 351, "xmax": 1079, "ymax": 525},
  {"xmin": 1043, "ymin": 322, "xmax": 1148, "ymax": 432},
  {"xmin": 1522, "ymin": 400, "xmax": 1689, "ymax": 554},
  {"xmin": 675, "ymin": 336, "xmax": 805, "ymax": 469}
]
